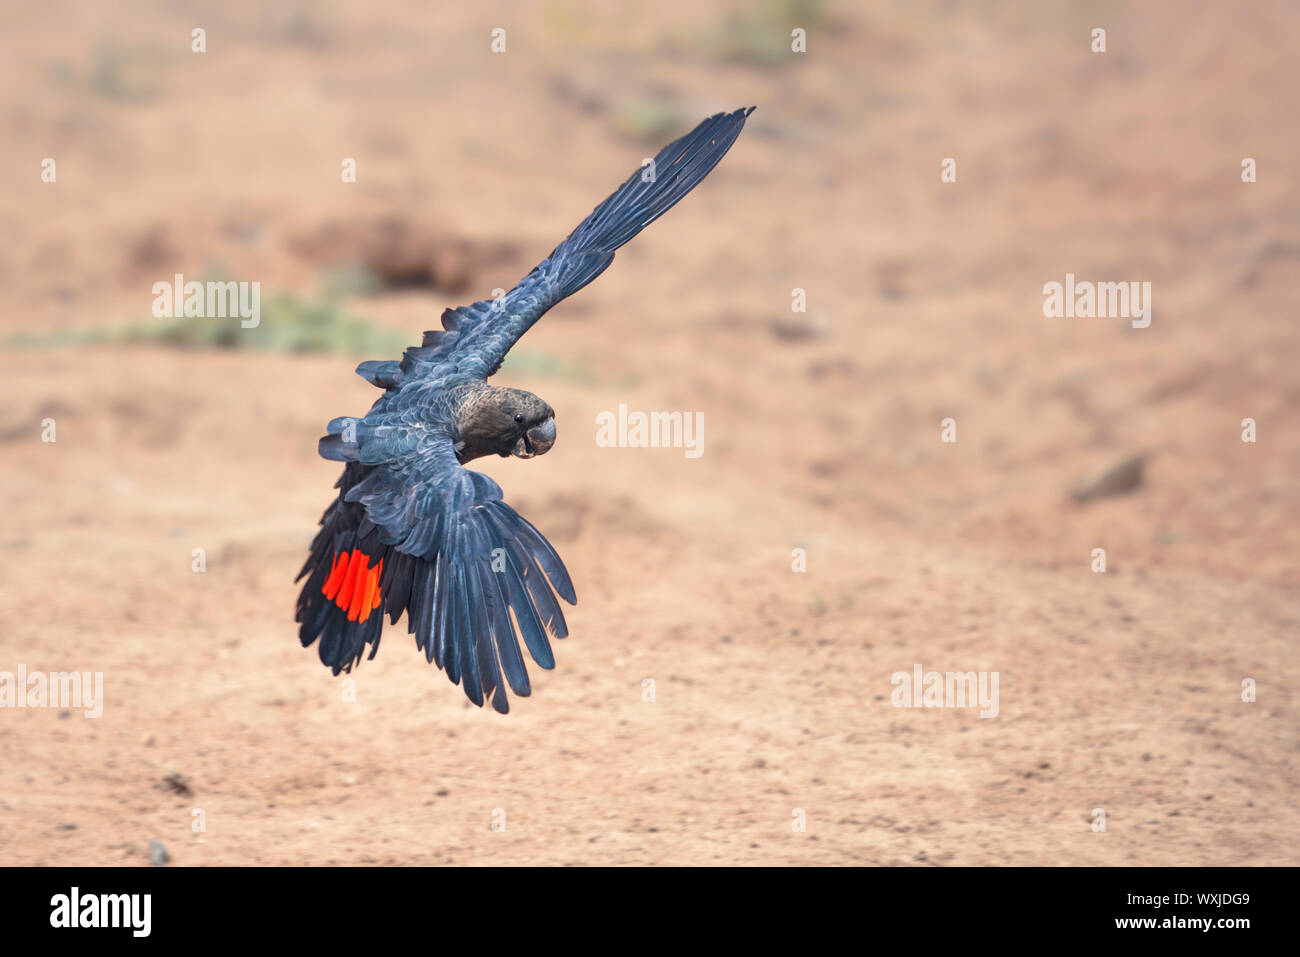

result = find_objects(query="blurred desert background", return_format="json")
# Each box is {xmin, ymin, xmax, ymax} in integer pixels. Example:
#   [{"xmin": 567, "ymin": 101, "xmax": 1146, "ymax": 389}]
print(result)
[{"xmin": 1, "ymin": 0, "xmax": 1297, "ymax": 865}]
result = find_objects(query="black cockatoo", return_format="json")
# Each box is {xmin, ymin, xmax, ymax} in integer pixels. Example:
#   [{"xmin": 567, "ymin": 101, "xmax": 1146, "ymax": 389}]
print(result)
[{"xmin": 295, "ymin": 107, "xmax": 753, "ymax": 712}]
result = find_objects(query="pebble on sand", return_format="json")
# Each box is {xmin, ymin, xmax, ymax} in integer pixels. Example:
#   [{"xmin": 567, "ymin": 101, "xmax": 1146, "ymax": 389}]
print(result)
[{"xmin": 149, "ymin": 839, "xmax": 170, "ymax": 866}]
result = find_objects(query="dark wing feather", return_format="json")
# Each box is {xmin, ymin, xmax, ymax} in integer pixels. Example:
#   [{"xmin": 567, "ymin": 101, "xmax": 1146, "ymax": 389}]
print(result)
[
  {"xmin": 397, "ymin": 107, "xmax": 754, "ymax": 381},
  {"xmin": 347, "ymin": 436, "xmax": 574, "ymax": 713}
]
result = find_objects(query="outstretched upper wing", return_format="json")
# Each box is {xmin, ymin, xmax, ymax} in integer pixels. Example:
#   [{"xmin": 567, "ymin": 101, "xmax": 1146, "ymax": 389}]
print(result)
[
  {"xmin": 397, "ymin": 107, "xmax": 754, "ymax": 382},
  {"xmin": 343, "ymin": 436, "xmax": 576, "ymax": 713}
]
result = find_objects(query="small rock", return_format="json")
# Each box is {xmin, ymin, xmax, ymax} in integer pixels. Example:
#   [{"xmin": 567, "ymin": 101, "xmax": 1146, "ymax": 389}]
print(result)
[
  {"xmin": 1071, "ymin": 453, "xmax": 1148, "ymax": 505},
  {"xmin": 149, "ymin": 839, "xmax": 169, "ymax": 866},
  {"xmin": 159, "ymin": 772, "xmax": 192, "ymax": 797},
  {"xmin": 768, "ymin": 316, "xmax": 828, "ymax": 342}
]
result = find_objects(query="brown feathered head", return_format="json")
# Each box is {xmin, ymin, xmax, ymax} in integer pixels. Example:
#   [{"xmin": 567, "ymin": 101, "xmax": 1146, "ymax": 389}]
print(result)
[{"xmin": 456, "ymin": 387, "xmax": 555, "ymax": 463}]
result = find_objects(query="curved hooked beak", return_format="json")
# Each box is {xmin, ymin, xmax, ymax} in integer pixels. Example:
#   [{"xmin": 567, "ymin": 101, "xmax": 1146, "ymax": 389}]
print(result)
[{"xmin": 512, "ymin": 416, "xmax": 556, "ymax": 458}]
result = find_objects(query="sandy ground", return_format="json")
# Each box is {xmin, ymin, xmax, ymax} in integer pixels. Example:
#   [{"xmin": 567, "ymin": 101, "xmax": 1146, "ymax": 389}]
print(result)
[{"xmin": 1, "ymin": 1, "xmax": 1298, "ymax": 865}]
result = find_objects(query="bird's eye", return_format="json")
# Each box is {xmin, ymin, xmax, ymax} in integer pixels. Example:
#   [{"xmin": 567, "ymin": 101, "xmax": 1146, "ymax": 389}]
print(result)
[{"xmin": 514, "ymin": 413, "xmax": 525, "ymax": 424}]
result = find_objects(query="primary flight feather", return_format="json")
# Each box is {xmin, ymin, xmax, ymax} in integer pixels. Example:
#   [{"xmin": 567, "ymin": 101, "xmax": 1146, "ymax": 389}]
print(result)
[{"xmin": 295, "ymin": 107, "xmax": 754, "ymax": 713}]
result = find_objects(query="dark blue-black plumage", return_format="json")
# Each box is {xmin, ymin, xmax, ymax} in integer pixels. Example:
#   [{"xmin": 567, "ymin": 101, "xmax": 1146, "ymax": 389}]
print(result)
[{"xmin": 296, "ymin": 107, "xmax": 753, "ymax": 712}]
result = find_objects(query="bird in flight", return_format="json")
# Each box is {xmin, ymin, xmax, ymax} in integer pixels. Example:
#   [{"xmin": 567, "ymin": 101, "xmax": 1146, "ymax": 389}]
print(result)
[{"xmin": 296, "ymin": 107, "xmax": 754, "ymax": 713}]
